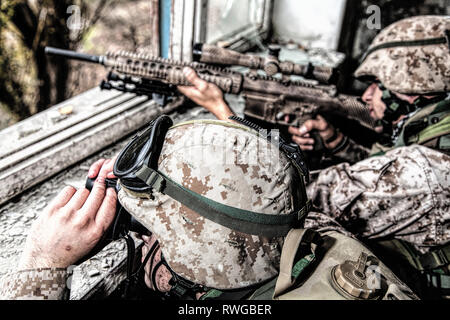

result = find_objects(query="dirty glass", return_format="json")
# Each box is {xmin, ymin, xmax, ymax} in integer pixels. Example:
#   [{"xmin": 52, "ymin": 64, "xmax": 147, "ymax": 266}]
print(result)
[{"xmin": 205, "ymin": 0, "xmax": 266, "ymax": 44}]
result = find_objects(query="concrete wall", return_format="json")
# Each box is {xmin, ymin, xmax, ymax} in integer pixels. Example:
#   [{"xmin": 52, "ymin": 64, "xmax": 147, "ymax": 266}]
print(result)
[{"xmin": 272, "ymin": 0, "xmax": 347, "ymax": 50}]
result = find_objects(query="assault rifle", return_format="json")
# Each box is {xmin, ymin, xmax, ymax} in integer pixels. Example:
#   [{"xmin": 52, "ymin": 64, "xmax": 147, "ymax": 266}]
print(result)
[
  {"xmin": 45, "ymin": 45, "xmax": 374, "ymax": 129},
  {"xmin": 45, "ymin": 45, "xmax": 376, "ymax": 167}
]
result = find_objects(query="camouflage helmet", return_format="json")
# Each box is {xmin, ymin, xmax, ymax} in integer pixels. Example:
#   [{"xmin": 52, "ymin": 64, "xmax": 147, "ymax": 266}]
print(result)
[
  {"xmin": 117, "ymin": 120, "xmax": 308, "ymax": 290},
  {"xmin": 355, "ymin": 15, "xmax": 450, "ymax": 95}
]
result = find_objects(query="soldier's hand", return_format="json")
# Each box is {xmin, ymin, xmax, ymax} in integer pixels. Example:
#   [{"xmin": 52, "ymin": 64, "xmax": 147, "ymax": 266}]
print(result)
[
  {"xmin": 288, "ymin": 115, "xmax": 344, "ymax": 151},
  {"xmin": 178, "ymin": 67, "xmax": 234, "ymax": 121},
  {"xmin": 88, "ymin": 156, "xmax": 117, "ymax": 180},
  {"xmin": 18, "ymin": 161, "xmax": 117, "ymax": 269}
]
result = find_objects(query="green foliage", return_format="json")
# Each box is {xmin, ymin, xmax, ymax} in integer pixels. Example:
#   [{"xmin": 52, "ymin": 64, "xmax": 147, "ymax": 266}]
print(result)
[
  {"xmin": 0, "ymin": 0, "xmax": 36, "ymax": 119},
  {"xmin": 0, "ymin": 0, "xmax": 16, "ymax": 28},
  {"xmin": 0, "ymin": 0, "xmax": 143, "ymax": 125}
]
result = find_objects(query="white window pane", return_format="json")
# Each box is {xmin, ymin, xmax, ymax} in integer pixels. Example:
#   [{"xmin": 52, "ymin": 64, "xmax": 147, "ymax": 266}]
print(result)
[{"xmin": 205, "ymin": 0, "xmax": 265, "ymax": 43}]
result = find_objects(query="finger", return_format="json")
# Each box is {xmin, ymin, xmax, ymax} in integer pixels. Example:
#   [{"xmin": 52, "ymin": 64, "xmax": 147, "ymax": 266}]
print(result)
[
  {"xmin": 142, "ymin": 244, "xmax": 149, "ymax": 263},
  {"xmin": 298, "ymin": 117, "xmax": 329, "ymax": 135},
  {"xmin": 297, "ymin": 120, "xmax": 317, "ymax": 135},
  {"xmin": 288, "ymin": 126, "xmax": 306, "ymax": 136},
  {"xmin": 177, "ymin": 85, "xmax": 192, "ymax": 94},
  {"xmin": 107, "ymin": 172, "xmax": 116, "ymax": 179},
  {"xmin": 311, "ymin": 116, "xmax": 329, "ymax": 131},
  {"xmin": 177, "ymin": 86, "xmax": 201, "ymax": 100},
  {"xmin": 291, "ymin": 136, "xmax": 315, "ymax": 145},
  {"xmin": 141, "ymin": 235, "xmax": 152, "ymax": 244},
  {"xmin": 316, "ymin": 114, "xmax": 328, "ymax": 124},
  {"xmin": 104, "ymin": 156, "xmax": 117, "ymax": 173},
  {"xmin": 292, "ymin": 136, "xmax": 314, "ymax": 151},
  {"xmin": 47, "ymin": 186, "xmax": 77, "ymax": 213},
  {"xmin": 94, "ymin": 187, "xmax": 117, "ymax": 233},
  {"xmin": 106, "ymin": 156, "xmax": 118, "ymax": 179},
  {"xmin": 66, "ymin": 188, "xmax": 90, "ymax": 211},
  {"xmin": 81, "ymin": 160, "xmax": 110, "ymax": 214},
  {"xmin": 177, "ymin": 86, "xmax": 191, "ymax": 95},
  {"xmin": 88, "ymin": 158, "xmax": 106, "ymax": 178},
  {"xmin": 183, "ymin": 67, "xmax": 208, "ymax": 92},
  {"xmin": 288, "ymin": 125, "xmax": 314, "ymax": 137}
]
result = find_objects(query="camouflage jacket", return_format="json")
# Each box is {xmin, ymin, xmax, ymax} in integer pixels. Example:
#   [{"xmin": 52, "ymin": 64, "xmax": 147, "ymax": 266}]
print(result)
[
  {"xmin": 307, "ymin": 143, "xmax": 450, "ymax": 254},
  {"xmin": 0, "ymin": 268, "xmax": 70, "ymax": 300},
  {"xmin": 306, "ymin": 98, "xmax": 450, "ymax": 252}
]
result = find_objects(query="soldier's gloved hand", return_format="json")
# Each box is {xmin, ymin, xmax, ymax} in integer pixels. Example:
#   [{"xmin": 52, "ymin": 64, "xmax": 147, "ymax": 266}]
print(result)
[
  {"xmin": 177, "ymin": 67, "xmax": 234, "ymax": 121},
  {"xmin": 288, "ymin": 115, "xmax": 344, "ymax": 151},
  {"xmin": 18, "ymin": 161, "xmax": 117, "ymax": 270}
]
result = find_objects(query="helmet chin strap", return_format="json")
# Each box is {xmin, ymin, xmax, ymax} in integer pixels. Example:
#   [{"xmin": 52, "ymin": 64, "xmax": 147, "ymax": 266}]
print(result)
[
  {"xmin": 155, "ymin": 254, "xmax": 209, "ymax": 300},
  {"xmin": 135, "ymin": 239, "xmax": 208, "ymax": 300},
  {"xmin": 133, "ymin": 239, "xmax": 266, "ymax": 300}
]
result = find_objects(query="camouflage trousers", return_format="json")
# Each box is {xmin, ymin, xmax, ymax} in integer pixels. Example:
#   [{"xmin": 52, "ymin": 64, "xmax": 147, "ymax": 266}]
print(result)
[{"xmin": 306, "ymin": 144, "xmax": 450, "ymax": 254}]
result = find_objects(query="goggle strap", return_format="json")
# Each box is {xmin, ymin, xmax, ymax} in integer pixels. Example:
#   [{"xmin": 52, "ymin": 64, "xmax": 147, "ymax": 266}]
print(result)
[{"xmin": 135, "ymin": 164, "xmax": 311, "ymax": 238}]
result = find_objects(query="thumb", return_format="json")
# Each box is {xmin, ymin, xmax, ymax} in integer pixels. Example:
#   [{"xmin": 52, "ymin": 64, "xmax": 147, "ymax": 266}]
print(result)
[{"xmin": 183, "ymin": 67, "xmax": 208, "ymax": 92}]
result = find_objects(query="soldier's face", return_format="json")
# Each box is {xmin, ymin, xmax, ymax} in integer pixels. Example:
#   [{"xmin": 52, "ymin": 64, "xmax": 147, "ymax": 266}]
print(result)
[{"xmin": 362, "ymin": 83, "xmax": 386, "ymax": 121}]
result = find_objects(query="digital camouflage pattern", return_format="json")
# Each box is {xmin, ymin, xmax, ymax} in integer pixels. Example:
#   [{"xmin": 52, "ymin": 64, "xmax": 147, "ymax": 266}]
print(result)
[
  {"xmin": 355, "ymin": 15, "xmax": 450, "ymax": 95},
  {"xmin": 118, "ymin": 120, "xmax": 306, "ymax": 290},
  {"xmin": 0, "ymin": 268, "xmax": 68, "ymax": 300},
  {"xmin": 307, "ymin": 144, "xmax": 450, "ymax": 254}
]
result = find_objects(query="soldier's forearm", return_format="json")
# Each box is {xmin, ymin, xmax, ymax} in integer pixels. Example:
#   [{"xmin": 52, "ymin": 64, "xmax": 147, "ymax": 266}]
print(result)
[{"xmin": 210, "ymin": 100, "xmax": 235, "ymax": 121}]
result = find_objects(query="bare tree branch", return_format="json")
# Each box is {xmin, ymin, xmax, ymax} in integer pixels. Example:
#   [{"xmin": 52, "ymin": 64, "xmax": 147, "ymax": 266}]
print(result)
[
  {"xmin": 77, "ymin": 0, "xmax": 120, "ymax": 43},
  {"xmin": 10, "ymin": 1, "xmax": 38, "ymax": 49}
]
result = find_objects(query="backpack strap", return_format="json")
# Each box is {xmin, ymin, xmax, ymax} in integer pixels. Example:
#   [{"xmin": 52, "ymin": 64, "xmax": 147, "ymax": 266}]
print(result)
[{"xmin": 273, "ymin": 229, "xmax": 320, "ymax": 298}]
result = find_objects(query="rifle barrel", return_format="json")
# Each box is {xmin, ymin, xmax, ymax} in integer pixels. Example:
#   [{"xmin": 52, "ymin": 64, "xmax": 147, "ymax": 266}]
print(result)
[{"xmin": 44, "ymin": 47, "xmax": 104, "ymax": 65}]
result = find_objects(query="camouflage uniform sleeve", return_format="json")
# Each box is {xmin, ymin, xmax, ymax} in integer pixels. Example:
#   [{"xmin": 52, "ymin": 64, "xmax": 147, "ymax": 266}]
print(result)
[
  {"xmin": 305, "ymin": 210, "xmax": 357, "ymax": 239},
  {"xmin": 306, "ymin": 145, "xmax": 450, "ymax": 253},
  {"xmin": 326, "ymin": 136, "xmax": 370, "ymax": 165},
  {"xmin": 0, "ymin": 268, "xmax": 70, "ymax": 300}
]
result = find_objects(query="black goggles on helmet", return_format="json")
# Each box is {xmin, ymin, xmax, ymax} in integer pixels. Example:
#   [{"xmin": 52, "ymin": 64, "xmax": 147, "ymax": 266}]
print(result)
[
  {"xmin": 85, "ymin": 115, "xmax": 173, "ymax": 241},
  {"xmin": 94, "ymin": 115, "xmax": 311, "ymax": 239}
]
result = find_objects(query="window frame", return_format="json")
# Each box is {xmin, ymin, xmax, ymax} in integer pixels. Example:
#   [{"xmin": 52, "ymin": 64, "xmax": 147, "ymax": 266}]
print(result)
[{"xmin": 169, "ymin": 0, "xmax": 273, "ymax": 61}]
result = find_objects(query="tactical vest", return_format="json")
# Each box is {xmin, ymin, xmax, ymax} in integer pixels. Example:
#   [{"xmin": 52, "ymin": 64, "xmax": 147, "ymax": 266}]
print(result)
[
  {"xmin": 394, "ymin": 98, "xmax": 450, "ymax": 151},
  {"xmin": 371, "ymin": 98, "xmax": 450, "ymax": 156},
  {"xmin": 245, "ymin": 229, "xmax": 418, "ymax": 300}
]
